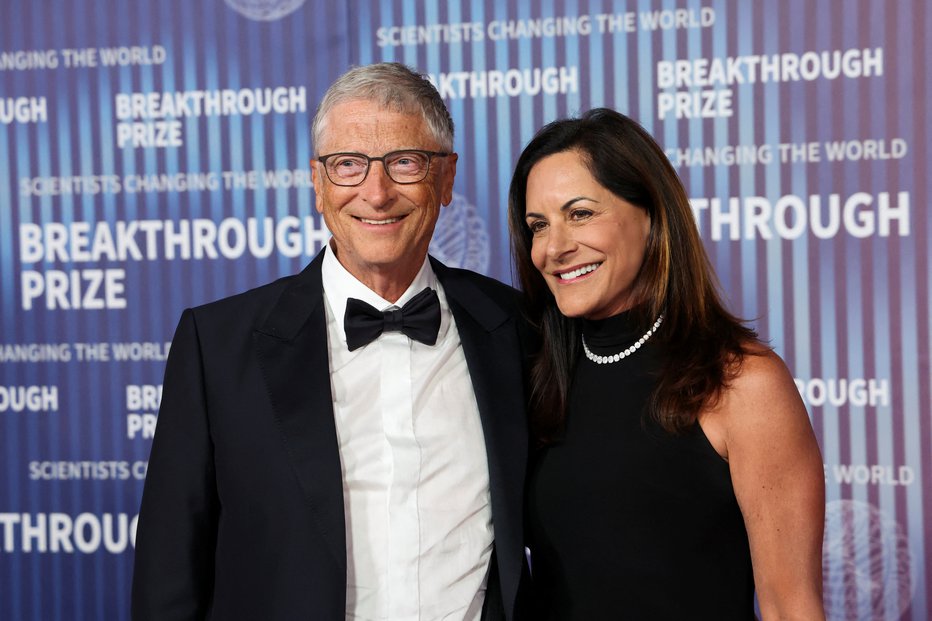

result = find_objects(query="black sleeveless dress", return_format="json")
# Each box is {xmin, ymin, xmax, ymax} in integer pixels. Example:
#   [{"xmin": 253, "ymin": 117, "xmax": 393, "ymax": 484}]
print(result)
[{"xmin": 527, "ymin": 311, "xmax": 756, "ymax": 620}]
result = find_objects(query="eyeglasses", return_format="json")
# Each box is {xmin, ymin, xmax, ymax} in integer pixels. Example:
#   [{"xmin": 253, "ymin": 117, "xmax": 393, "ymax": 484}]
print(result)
[{"xmin": 317, "ymin": 150, "xmax": 450, "ymax": 186}]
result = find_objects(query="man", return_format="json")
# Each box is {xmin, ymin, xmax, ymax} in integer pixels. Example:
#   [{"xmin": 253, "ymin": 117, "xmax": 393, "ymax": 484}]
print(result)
[{"xmin": 131, "ymin": 63, "xmax": 529, "ymax": 620}]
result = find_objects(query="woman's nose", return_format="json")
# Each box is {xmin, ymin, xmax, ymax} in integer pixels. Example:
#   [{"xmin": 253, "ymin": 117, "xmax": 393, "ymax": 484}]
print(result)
[{"xmin": 546, "ymin": 224, "xmax": 576, "ymax": 261}]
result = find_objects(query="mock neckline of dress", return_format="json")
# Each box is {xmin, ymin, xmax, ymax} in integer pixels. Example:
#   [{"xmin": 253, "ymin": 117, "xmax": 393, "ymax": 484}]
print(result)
[{"xmin": 580, "ymin": 309, "xmax": 644, "ymax": 348}]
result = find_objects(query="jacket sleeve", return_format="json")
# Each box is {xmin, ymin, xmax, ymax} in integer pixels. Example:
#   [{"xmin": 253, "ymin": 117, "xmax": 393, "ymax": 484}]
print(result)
[{"xmin": 132, "ymin": 309, "xmax": 219, "ymax": 620}]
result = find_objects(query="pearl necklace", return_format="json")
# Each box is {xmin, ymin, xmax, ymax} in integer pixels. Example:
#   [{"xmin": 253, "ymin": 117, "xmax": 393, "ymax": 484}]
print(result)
[{"xmin": 582, "ymin": 314, "xmax": 663, "ymax": 365}]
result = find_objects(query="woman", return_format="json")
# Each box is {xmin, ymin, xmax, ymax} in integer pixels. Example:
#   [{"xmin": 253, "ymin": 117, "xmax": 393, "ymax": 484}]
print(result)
[{"xmin": 509, "ymin": 108, "xmax": 825, "ymax": 620}]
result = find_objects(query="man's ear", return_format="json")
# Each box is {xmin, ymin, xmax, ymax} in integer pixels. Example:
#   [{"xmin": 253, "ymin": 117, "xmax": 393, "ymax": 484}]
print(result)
[
  {"xmin": 440, "ymin": 153, "xmax": 458, "ymax": 206},
  {"xmin": 310, "ymin": 159, "xmax": 324, "ymax": 214}
]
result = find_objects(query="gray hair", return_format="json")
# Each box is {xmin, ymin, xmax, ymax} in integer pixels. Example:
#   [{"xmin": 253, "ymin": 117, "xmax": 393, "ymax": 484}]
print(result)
[{"xmin": 311, "ymin": 62, "xmax": 455, "ymax": 155}]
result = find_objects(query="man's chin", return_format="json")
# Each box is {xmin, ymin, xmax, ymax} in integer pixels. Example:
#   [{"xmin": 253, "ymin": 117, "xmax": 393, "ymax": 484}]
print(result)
[{"xmin": 336, "ymin": 249, "xmax": 426, "ymax": 280}]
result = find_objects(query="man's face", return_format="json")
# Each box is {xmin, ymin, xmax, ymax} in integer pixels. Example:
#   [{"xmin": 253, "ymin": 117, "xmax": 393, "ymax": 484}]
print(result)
[{"xmin": 311, "ymin": 99, "xmax": 457, "ymax": 291}]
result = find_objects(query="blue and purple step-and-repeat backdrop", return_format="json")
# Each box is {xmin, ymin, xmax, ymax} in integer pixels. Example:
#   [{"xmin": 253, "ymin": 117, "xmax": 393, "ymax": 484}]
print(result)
[{"xmin": 1, "ymin": 0, "xmax": 928, "ymax": 618}]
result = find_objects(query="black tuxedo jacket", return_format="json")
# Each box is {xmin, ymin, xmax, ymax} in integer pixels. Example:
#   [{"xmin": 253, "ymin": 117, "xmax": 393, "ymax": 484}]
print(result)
[{"xmin": 132, "ymin": 252, "xmax": 530, "ymax": 620}]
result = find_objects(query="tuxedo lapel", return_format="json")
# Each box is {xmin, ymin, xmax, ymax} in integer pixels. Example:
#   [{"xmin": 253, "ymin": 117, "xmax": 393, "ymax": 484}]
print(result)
[
  {"xmin": 253, "ymin": 252, "xmax": 346, "ymax": 571},
  {"xmin": 432, "ymin": 258, "xmax": 527, "ymax": 618}
]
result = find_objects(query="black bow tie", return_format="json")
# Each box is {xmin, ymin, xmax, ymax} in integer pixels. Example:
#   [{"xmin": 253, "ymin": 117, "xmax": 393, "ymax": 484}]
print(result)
[{"xmin": 344, "ymin": 287, "xmax": 441, "ymax": 352}]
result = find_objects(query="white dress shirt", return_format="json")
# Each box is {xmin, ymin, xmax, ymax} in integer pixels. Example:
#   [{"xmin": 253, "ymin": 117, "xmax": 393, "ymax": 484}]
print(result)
[{"xmin": 321, "ymin": 247, "xmax": 493, "ymax": 621}]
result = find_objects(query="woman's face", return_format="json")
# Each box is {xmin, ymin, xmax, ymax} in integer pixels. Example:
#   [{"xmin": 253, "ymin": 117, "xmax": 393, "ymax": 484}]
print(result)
[{"xmin": 524, "ymin": 150, "xmax": 651, "ymax": 320}]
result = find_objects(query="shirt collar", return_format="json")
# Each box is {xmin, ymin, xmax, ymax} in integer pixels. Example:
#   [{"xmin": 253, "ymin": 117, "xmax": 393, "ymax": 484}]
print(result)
[{"xmin": 322, "ymin": 243, "xmax": 439, "ymax": 345}]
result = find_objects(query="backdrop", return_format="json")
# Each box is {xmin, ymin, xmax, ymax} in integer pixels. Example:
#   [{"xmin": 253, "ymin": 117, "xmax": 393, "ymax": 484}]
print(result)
[{"xmin": 1, "ymin": 1, "xmax": 928, "ymax": 619}]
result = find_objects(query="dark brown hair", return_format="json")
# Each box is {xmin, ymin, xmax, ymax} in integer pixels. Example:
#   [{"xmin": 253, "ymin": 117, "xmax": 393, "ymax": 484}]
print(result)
[{"xmin": 508, "ymin": 108, "xmax": 760, "ymax": 441}]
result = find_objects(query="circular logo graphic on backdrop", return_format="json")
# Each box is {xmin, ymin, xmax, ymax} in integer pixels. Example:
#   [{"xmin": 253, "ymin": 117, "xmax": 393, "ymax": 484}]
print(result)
[
  {"xmin": 224, "ymin": 0, "xmax": 306, "ymax": 21},
  {"xmin": 822, "ymin": 499, "xmax": 915, "ymax": 621},
  {"xmin": 429, "ymin": 193, "xmax": 490, "ymax": 273}
]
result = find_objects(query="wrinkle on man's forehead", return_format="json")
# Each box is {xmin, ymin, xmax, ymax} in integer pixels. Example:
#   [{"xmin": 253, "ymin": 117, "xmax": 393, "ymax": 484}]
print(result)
[{"xmin": 319, "ymin": 110, "xmax": 438, "ymax": 155}]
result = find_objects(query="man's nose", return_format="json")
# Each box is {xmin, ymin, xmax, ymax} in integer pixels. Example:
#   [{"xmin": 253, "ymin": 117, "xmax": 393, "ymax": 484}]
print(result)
[{"xmin": 358, "ymin": 161, "xmax": 394, "ymax": 206}]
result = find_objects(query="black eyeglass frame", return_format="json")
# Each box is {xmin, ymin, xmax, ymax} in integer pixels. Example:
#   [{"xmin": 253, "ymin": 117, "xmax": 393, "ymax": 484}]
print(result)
[{"xmin": 317, "ymin": 149, "xmax": 451, "ymax": 186}]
